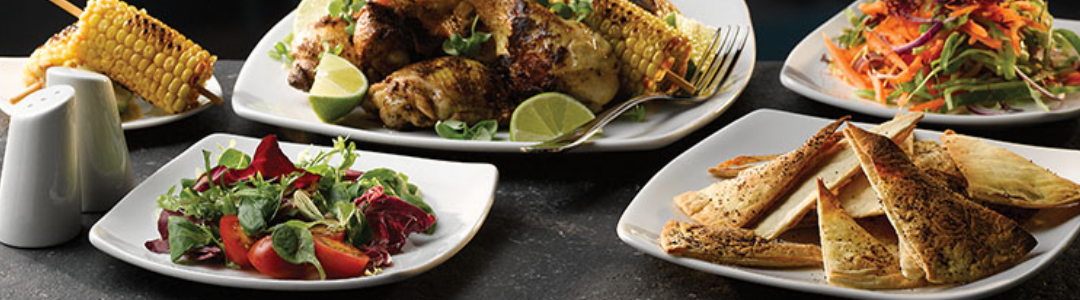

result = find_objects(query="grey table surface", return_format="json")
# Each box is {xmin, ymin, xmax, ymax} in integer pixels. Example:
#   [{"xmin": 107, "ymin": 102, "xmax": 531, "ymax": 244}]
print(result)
[{"xmin": 1, "ymin": 60, "xmax": 1079, "ymax": 299}]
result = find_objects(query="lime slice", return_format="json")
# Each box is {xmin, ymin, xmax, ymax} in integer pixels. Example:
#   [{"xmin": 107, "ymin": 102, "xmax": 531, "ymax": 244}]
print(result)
[
  {"xmin": 294, "ymin": 0, "xmax": 336, "ymax": 35},
  {"xmin": 510, "ymin": 92, "xmax": 596, "ymax": 142},
  {"xmin": 309, "ymin": 53, "xmax": 368, "ymax": 123}
]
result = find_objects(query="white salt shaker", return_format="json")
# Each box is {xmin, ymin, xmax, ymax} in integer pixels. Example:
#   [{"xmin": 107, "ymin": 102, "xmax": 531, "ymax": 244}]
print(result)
[
  {"xmin": 0, "ymin": 85, "xmax": 81, "ymax": 248},
  {"xmin": 46, "ymin": 67, "xmax": 134, "ymax": 212}
]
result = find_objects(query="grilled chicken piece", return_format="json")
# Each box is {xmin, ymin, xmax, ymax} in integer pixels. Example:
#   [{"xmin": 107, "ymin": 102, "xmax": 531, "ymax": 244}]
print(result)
[
  {"xmin": 382, "ymin": 0, "xmax": 476, "ymax": 39},
  {"xmin": 661, "ymin": 221, "xmax": 822, "ymax": 268},
  {"xmin": 353, "ymin": 3, "xmax": 417, "ymax": 81},
  {"xmin": 366, "ymin": 56, "xmax": 511, "ymax": 129},
  {"xmin": 468, "ymin": 0, "xmax": 620, "ymax": 111},
  {"xmin": 845, "ymin": 125, "xmax": 1037, "ymax": 284},
  {"xmin": 288, "ymin": 16, "xmax": 359, "ymax": 91}
]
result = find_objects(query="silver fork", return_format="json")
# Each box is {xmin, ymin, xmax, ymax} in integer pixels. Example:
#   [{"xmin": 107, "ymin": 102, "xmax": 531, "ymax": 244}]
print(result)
[{"xmin": 520, "ymin": 25, "xmax": 751, "ymax": 153}]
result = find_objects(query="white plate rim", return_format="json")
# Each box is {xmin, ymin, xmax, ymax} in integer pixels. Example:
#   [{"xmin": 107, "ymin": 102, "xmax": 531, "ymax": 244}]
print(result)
[
  {"xmin": 778, "ymin": 0, "xmax": 1080, "ymax": 126},
  {"xmin": 89, "ymin": 133, "xmax": 499, "ymax": 290},
  {"xmin": 0, "ymin": 57, "xmax": 222, "ymax": 131},
  {"xmin": 231, "ymin": 0, "xmax": 757, "ymax": 153},
  {"xmin": 616, "ymin": 108, "xmax": 1080, "ymax": 300}
]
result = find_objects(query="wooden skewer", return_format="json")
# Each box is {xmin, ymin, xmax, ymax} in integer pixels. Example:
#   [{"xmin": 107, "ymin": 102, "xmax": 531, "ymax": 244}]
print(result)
[
  {"xmin": 9, "ymin": 82, "xmax": 44, "ymax": 105},
  {"xmin": 45, "ymin": 0, "xmax": 224, "ymax": 106},
  {"xmin": 664, "ymin": 69, "xmax": 696, "ymax": 94},
  {"xmin": 48, "ymin": 0, "xmax": 83, "ymax": 16}
]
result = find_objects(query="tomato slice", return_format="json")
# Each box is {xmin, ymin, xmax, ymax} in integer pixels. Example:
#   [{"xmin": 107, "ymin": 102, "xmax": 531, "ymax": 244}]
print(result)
[
  {"xmin": 313, "ymin": 234, "xmax": 370, "ymax": 279},
  {"xmin": 219, "ymin": 215, "xmax": 253, "ymax": 267},
  {"xmin": 248, "ymin": 235, "xmax": 309, "ymax": 279},
  {"xmin": 311, "ymin": 224, "xmax": 345, "ymax": 242}
]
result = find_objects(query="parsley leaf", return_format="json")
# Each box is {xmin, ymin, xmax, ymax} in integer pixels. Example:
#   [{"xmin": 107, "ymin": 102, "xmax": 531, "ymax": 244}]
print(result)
[
  {"xmin": 434, "ymin": 119, "xmax": 498, "ymax": 141},
  {"xmin": 443, "ymin": 16, "xmax": 492, "ymax": 57}
]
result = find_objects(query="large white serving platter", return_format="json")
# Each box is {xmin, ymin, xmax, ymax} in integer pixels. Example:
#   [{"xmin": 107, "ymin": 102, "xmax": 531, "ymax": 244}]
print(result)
[
  {"xmin": 89, "ymin": 133, "xmax": 498, "ymax": 290},
  {"xmin": 0, "ymin": 57, "xmax": 220, "ymax": 130},
  {"xmin": 232, "ymin": 0, "xmax": 756, "ymax": 152},
  {"xmin": 780, "ymin": 0, "xmax": 1080, "ymax": 126},
  {"xmin": 617, "ymin": 109, "xmax": 1080, "ymax": 299}
]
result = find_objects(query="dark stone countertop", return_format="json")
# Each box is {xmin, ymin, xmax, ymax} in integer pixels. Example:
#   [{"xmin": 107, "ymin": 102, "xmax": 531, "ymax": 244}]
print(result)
[{"xmin": 1, "ymin": 60, "xmax": 1079, "ymax": 299}]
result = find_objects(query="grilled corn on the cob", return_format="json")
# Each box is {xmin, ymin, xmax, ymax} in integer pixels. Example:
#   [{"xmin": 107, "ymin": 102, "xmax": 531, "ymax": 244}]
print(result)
[
  {"xmin": 585, "ymin": 0, "xmax": 692, "ymax": 95},
  {"xmin": 674, "ymin": 14, "xmax": 719, "ymax": 74},
  {"xmin": 22, "ymin": 24, "xmax": 80, "ymax": 87},
  {"xmin": 22, "ymin": 0, "xmax": 217, "ymax": 114}
]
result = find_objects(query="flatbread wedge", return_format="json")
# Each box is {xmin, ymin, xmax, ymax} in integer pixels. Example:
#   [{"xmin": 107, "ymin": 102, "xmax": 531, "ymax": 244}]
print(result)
[
  {"xmin": 942, "ymin": 131, "xmax": 1080, "ymax": 208},
  {"xmin": 660, "ymin": 221, "xmax": 822, "ymax": 268},
  {"xmin": 675, "ymin": 116, "xmax": 849, "ymax": 228},
  {"xmin": 816, "ymin": 179, "xmax": 923, "ymax": 289},
  {"xmin": 752, "ymin": 112, "xmax": 922, "ymax": 239},
  {"xmin": 845, "ymin": 125, "xmax": 1037, "ymax": 284}
]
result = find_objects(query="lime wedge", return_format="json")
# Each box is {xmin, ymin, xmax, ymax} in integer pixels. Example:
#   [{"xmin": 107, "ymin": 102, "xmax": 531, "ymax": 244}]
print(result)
[
  {"xmin": 510, "ymin": 92, "xmax": 596, "ymax": 142},
  {"xmin": 309, "ymin": 53, "xmax": 368, "ymax": 123},
  {"xmin": 294, "ymin": 0, "xmax": 336, "ymax": 35}
]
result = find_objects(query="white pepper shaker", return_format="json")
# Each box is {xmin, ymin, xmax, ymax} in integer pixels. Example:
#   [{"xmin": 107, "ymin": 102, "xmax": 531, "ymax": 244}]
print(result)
[
  {"xmin": 0, "ymin": 85, "xmax": 81, "ymax": 248},
  {"xmin": 46, "ymin": 67, "xmax": 134, "ymax": 212}
]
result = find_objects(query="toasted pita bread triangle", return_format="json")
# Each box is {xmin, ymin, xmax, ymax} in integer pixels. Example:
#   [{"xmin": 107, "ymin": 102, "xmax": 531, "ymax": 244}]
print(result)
[
  {"xmin": 660, "ymin": 221, "xmax": 822, "ymax": 268},
  {"xmin": 816, "ymin": 179, "xmax": 923, "ymax": 289},
  {"xmin": 844, "ymin": 125, "xmax": 1037, "ymax": 284},
  {"xmin": 752, "ymin": 112, "xmax": 922, "ymax": 239},
  {"xmin": 675, "ymin": 116, "xmax": 849, "ymax": 228},
  {"xmin": 942, "ymin": 131, "xmax": 1080, "ymax": 208}
]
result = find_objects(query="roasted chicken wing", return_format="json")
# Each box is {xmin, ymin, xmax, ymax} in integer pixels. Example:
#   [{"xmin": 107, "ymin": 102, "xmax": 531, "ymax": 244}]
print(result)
[
  {"xmin": 352, "ymin": 3, "xmax": 417, "ymax": 81},
  {"xmin": 366, "ymin": 56, "xmax": 511, "ymax": 129},
  {"xmin": 468, "ymin": 0, "xmax": 620, "ymax": 111}
]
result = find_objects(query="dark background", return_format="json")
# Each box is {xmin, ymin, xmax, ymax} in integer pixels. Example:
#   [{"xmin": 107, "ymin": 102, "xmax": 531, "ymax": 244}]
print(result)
[{"xmin": 4, "ymin": 0, "xmax": 1080, "ymax": 61}]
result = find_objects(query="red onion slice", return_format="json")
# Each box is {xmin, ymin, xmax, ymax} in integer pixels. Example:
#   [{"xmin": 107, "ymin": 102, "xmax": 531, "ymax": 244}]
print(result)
[{"xmin": 893, "ymin": 21, "xmax": 942, "ymax": 54}]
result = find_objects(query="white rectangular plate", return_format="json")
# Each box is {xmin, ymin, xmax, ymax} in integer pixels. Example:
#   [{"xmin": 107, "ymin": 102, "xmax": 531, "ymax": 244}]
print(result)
[
  {"xmin": 232, "ymin": 0, "xmax": 756, "ymax": 152},
  {"xmin": 617, "ymin": 109, "xmax": 1080, "ymax": 299},
  {"xmin": 780, "ymin": 0, "xmax": 1080, "ymax": 126},
  {"xmin": 89, "ymin": 133, "xmax": 498, "ymax": 290}
]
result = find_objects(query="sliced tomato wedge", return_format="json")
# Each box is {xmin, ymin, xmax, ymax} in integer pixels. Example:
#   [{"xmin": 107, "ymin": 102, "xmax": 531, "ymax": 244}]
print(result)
[
  {"xmin": 248, "ymin": 235, "xmax": 308, "ymax": 279},
  {"xmin": 219, "ymin": 215, "xmax": 253, "ymax": 267},
  {"xmin": 313, "ymin": 234, "xmax": 370, "ymax": 279}
]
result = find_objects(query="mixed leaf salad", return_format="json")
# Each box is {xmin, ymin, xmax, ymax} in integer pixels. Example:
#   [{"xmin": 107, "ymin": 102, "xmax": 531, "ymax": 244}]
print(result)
[
  {"xmin": 144, "ymin": 135, "xmax": 436, "ymax": 280},
  {"xmin": 824, "ymin": 0, "xmax": 1080, "ymax": 115}
]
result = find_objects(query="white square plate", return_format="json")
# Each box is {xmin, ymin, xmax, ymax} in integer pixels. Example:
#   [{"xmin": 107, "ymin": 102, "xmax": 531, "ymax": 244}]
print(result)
[
  {"xmin": 232, "ymin": 0, "xmax": 756, "ymax": 152},
  {"xmin": 0, "ymin": 57, "xmax": 221, "ymax": 130},
  {"xmin": 616, "ymin": 109, "xmax": 1080, "ymax": 299},
  {"xmin": 89, "ymin": 133, "xmax": 498, "ymax": 290},
  {"xmin": 779, "ymin": 1, "xmax": 1080, "ymax": 126}
]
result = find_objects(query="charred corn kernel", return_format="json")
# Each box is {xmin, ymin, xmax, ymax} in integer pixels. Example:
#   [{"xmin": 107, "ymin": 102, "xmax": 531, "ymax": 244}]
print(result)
[
  {"xmin": 69, "ymin": 0, "xmax": 217, "ymax": 114},
  {"xmin": 585, "ymin": 0, "xmax": 692, "ymax": 95},
  {"xmin": 22, "ymin": 24, "xmax": 80, "ymax": 87}
]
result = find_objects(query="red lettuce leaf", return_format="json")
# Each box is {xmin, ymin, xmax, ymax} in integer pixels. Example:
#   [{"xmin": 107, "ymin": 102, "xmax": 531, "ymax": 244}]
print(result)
[
  {"xmin": 354, "ymin": 186, "xmax": 435, "ymax": 258},
  {"xmin": 193, "ymin": 135, "xmax": 320, "ymax": 192}
]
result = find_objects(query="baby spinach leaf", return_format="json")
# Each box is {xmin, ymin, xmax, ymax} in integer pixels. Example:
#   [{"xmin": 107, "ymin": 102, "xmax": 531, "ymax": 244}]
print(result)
[
  {"xmin": 167, "ymin": 216, "xmax": 213, "ymax": 262},
  {"xmin": 271, "ymin": 221, "xmax": 325, "ymax": 279}
]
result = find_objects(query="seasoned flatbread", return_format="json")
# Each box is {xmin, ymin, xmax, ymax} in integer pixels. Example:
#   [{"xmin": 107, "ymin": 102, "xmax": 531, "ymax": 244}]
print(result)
[
  {"xmin": 753, "ymin": 112, "xmax": 922, "ymax": 239},
  {"xmin": 675, "ymin": 117, "xmax": 849, "ymax": 228},
  {"xmin": 911, "ymin": 140, "xmax": 967, "ymax": 194},
  {"xmin": 660, "ymin": 220, "xmax": 822, "ymax": 268},
  {"xmin": 845, "ymin": 125, "xmax": 1037, "ymax": 284},
  {"xmin": 942, "ymin": 131, "xmax": 1080, "ymax": 208},
  {"xmin": 837, "ymin": 175, "xmax": 883, "ymax": 218},
  {"xmin": 816, "ymin": 179, "xmax": 923, "ymax": 289}
]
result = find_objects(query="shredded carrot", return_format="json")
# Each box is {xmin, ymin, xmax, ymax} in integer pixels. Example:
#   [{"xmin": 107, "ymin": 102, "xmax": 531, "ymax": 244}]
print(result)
[
  {"xmin": 948, "ymin": 5, "xmax": 979, "ymax": 19},
  {"xmin": 1013, "ymin": 1, "xmax": 1040, "ymax": 12},
  {"xmin": 1009, "ymin": 22, "xmax": 1023, "ymax": 55},
  {"xmin": 823, "ymin": 33, "xmax": 871, "ymax": 88},
  {"xmin": 865, "ymin": 30, "xmax": 909, "ymax": 70},
  {"xmin": 1066, "ymin": 72, "xmax": 1080, "ymax": 86},
  {"xmin": 909, "ymin": 98, "xmax": 945, "ymax": 112},
  {"xmin": 891, "ymin": 58, "xmax": 924, "ymax": 85},
  {"xmin": 858, "ymin": 1, "xmax": 887, "ymax": 16},
  {"xmin": 870, "ymin": 72, "xmax": 886, "ymax": 104},
  {"xmin": 961, "ymin": 20, "xmax": 1003, "ymax": 49}
]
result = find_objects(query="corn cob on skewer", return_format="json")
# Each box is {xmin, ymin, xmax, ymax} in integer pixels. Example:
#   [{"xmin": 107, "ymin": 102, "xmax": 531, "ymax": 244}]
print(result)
[
  {"xmin": 585, "ymin": 0, "xmax": 692, "ymax": 96},
  {"xmin": 20, "ymin": 0, "xmax": 218, "ymax": 114},
  {"xmin": 22, "ymin": 24, "xmax": 80, "ymax": 87}
]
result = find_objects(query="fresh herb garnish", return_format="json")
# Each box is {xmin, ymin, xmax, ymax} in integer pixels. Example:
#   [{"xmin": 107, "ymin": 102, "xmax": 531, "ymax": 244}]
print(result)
[
  {"xmin": 620, "ymin": 105, "xmax": 647, "ymax": 122},
  {"xmin": 443, "ymin": 16, "xmax": 492, "ymax": 57},
  {"xmin": 328, "ymin": 0, "xmax": 367, "ymax": 35},
  {"xmin": 434, "ymin": 119, "xmax": 498, "ymax": 141},
  {"xmin": 536, "ymin": 0, "xmax": 593, "ymax": 22},
  {"xmin": 268, "ymin": 33, "xmax": 295, "ymax": 64}
]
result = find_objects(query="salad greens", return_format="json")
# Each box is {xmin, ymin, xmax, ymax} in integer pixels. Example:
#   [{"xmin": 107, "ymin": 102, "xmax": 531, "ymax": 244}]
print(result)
[
  {"xmin": 146, "ymin": 135, "xmax": 436, "ymax": 280},
  {"xmin": 435, "ymin": 119, "xmax": 498, "ymax": 141}
]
